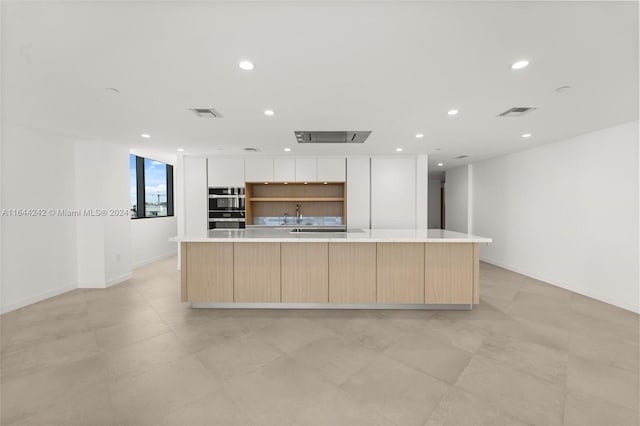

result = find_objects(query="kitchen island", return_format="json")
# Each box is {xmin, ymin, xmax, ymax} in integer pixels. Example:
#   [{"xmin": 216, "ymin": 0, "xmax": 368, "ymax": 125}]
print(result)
[{"xmin": 173, "ymin": 229, "xmax": 491, "ymax": 310}]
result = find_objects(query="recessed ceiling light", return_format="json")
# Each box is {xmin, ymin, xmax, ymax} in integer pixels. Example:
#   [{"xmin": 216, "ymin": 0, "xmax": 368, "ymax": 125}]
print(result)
[
  {"xmin": 395, "ymin": 148, "xmax": 403, "ymax": 152},
  {"xmin": 447, "ymin": 109, "xmax": 459, "ymax": 116},
  {"xmin": 416, "ymin": 133, "xmax": 424, "ymax": 138},
  {"xmin": 177, "ymin": 148, "xmax": 184, "ymax": 152},
  {"xmin": 239, "ymin": 60, "xmax": 254, "ymax": 70},
  {"xmin": 284, "ymin": 148, "xmax": 291, "ymax": 152},
  {"xmin": 140, "ymin": 133, "xmax": 151, "ymax": 138},
  {"xmin": 437, "ymin": 162, "xmax": 444, "ymax": 167},
  {"xmin": 264, "ymin": 110, "xmax": 275, "ymax": 116},
  {"xmin": 521, "ymin": 133, "xmax": 532, "ymax": 138},
  {"xmin": 511, "ymin": 59, "xmax": 530, "ymax": 70}
]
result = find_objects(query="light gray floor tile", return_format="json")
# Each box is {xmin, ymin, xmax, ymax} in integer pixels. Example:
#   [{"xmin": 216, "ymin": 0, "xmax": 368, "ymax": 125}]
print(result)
[
  {"xmin": 456, "ymin": 355, "xmax": 564, "ymax": 426},
  {"xmin": 567, "ymin": 352, "xmax": 639, "ymax": 411},
  {"xmin": 1, "ymin": 256, "xmax": 639, "ymax": 426},
  {"xmin": 384, "ymin": 329, "xmax": 472, "ymax": 385},
  {"xmin": 563, "ymin": 388, "xmax": 640, "ymax": 426},
  {"xmin": 340, "ymin": 355, "xmax": 450, "ymax": 426}
]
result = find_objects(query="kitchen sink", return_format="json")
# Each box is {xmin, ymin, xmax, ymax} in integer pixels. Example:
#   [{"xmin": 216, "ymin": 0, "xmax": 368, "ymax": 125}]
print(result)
[{"xmin": 290, "ymin": 228, "xmax": 347, "ymax": 233}]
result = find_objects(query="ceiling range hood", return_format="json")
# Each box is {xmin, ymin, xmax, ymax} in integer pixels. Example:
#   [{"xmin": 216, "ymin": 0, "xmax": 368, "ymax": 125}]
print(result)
[
  {"xmin": 294, "ymin": 131, "xmax": 372, "ymax": 144},
  {"xmin": 497, "ymin": 107, "xmax": 537, "ymax": 117},
  {"xmin": 189, "ymin": 107, "xmax": 223, "ymax": 118}
]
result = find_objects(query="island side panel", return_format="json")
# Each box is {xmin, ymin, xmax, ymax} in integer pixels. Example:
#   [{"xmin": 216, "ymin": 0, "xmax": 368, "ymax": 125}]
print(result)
[
  {"xmin": 329, "ymin": 242, "xmax": 376, "ymax": 303},
  {"xmin": 234, "ymin": 242, "xmax": 281, "ymax": 302},
  {"xmin": 186, "ymin": 242, "xmax": 234, "ymax": 302},
  {"xmin": 376, "ymin": 243, "xmax": 425, "ymax": 304},
  {"xmin": 181, "ymin": 242, "xmax": 187, "ymax": 302},
  {"xmin": 281, "ymin": 242, "xmax": 329, "ymax": 303},
  {"xmin": 424, "ymin": 243, "xmax": 473, "ymax": 304},
  {"xmin": 473, "ymin": 243, "xmax": 480, "ymax": 304}
]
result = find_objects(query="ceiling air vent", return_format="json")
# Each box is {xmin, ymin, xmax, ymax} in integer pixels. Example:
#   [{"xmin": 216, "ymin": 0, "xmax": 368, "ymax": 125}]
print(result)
[
  {"xmin": 189, "ymin": 108, "xmax": 223, "ymax": 118},
  {"xmin": 244, "ymin": 147, "xmax": 260, "ymax": 152},
  {"xmin": 454, "ymin": 155, "xmax": 469, "ymax": 160},
  {"xmin": 294, "ymin": 131, "xmax": 372, "ymax": 143},
  {"xmin": 498, "ymin": 107, "xmax": 536, "ymax": 117}
]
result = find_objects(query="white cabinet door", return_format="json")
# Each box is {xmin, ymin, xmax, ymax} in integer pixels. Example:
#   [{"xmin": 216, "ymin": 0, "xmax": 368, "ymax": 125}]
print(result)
[
  {"xmin": 295, "ymin": 158, "xmax": 317, "ymax": 182},
  {"xmin": 207, "ymin": 157, "xmax": 245, "ymax": 187},
  {"xmin": 371, "ymin": 157, "xmax": 416, "ymax": 229},
  {"xmin": 346, "ymin": 157, "xmax": 370, "ymax": 229},
  {"xmin": 245, "ymin": 158, "xmax": 274, "ymax": 182},
  {"xmin": 184, "ymin": 157, "xmax": 208, "ymax": 236},
  {"xmin": 317, "ymin": 157, "xmax": 346, "ymax": 182},
  {"xmin": 274, "ymin": 158, "xmax": 295, "ymax": 182}
]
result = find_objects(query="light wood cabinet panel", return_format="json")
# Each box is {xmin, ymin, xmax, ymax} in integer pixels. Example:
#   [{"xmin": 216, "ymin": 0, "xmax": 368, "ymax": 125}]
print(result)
[
  {"xmin": 473, "ymin": 243, "xmax": 480, "ymax": 304},
  {"xmin": 329, "ymin": 243, "xmax": 376, "ymax": 303},
  {"xmin": 185, "ymin": 242, "xmax": 233, "ymax": 302},
  {"xmin": 180, "ymin": 242, "xmax": 188, "ymax": 302},
  {"xmin": 377, "ymin": 243, "xmax": 425, "ymax": 304},
  {"xmin": 234, "ymin": 242, "xmax": 281, "ymax": 302},
  {"xmin": 425, "ymin": 243, "xmax": 473, "ymax": 304},
  {"xmin": 281, "ymin": 243, "xmax": 328, "ymax": 303}
]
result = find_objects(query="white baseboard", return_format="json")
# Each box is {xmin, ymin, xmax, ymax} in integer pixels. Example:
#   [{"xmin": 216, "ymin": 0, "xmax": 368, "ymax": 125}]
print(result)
[
  {"xmin": 77, "ymin": 272, "xmax": 133, "ymax": 289},
  {"xmin": 106, "ymin": 272, "xmax": 133, "ymax": 287},
  {"xmin": 481, "ymin": 257, "xmax": 640, "ymax": 314},
  {"xmin": 1, "ymin": 284, "xmax": 76, "ymax": 314},
  {"xmin": 133, "ymin": 251, "xmax": 177, "ymax": 269}
]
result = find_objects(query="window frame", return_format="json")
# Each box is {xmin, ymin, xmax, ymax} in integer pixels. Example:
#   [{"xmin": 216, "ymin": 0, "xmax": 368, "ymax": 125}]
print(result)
[{"xmin": 130, "ymin": 154, "xmax": 174, "ymax": 219}]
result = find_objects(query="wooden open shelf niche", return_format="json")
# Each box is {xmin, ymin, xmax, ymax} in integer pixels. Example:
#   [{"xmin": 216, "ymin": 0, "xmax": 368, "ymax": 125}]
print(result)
[{"xmin": 245, "ymin": 182, "xmax": 346, "ymax": 225}]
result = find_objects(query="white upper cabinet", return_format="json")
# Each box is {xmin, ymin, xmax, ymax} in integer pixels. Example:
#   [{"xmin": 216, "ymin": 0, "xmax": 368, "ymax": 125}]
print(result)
[
  {"xmin": 346, "ymin": 157, "xmax": 370, "ymax": 229},
  {"xmin": 295, "ymin": 158, "xmax": 318, "ymax": 182},
  {"xmin": 273, "ymin": 158, "xmax": 295, "ymax": 182},
  {"xmin": 184, "ymin": 156, "xmax": 208, "ymax": 236},
  {"xmin": 370, "ymin": 157, "xmax": 416, "ymax": 229},
  {"xmin": 317, "ymin": 157, "xmax": 346, "ymax": 182},
  {"xmin": 244, "ymin": 158, "xmax": 274, "ymax": 182},
  {"xmin": 207, "ymin": 157, "xmax": 245, "ymax": 187}
]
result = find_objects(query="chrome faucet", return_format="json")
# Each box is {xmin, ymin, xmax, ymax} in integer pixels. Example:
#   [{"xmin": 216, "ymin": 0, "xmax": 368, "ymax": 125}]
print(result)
[
  {"xmin": 296, "ymin": 204, "xmax": 301, "ymax": 225},
  {"xmin": 282, "ymin": 212, "xmax": 288, "ymax": 225}
]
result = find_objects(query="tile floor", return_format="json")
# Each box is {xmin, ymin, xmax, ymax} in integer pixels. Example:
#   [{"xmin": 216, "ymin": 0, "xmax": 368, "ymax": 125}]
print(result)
[{"xmin": 1, "ymin": 258, "xmax": 638, "ymax": 426}]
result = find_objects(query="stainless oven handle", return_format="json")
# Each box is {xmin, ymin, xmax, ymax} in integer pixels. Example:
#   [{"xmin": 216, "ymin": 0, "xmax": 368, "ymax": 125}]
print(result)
[
  {"xmin": 209, "ymin": 218, "xmax": 246, "ymax": 222},
  {"xmin": 208, "ymin": 194, "xmax": 245, "ymax": 198}
]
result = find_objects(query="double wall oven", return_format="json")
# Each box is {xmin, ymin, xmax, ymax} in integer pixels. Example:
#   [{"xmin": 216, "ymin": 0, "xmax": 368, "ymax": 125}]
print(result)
[{"xmin": 208, "ymin": 187, "xmax": 245, "ymax": 229}]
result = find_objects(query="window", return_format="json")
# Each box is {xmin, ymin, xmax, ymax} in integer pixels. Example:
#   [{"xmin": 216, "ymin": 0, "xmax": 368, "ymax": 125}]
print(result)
[{"xmin": 129, "ymin": 154, "xmax": 174, "ymax": 219}]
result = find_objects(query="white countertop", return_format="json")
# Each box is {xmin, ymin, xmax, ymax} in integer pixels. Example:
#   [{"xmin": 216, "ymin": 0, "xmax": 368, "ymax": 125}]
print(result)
[{"xmin": 171, "ymin": 228, "xmax": 492, "ymax": 243}]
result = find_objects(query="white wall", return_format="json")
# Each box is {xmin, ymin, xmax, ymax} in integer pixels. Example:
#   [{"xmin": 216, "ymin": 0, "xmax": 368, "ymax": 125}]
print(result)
[
  {"xmin": 1, "ymin": 125, "xmax": 78, "ymax": 312},
  {"xmin": 131, "ymin": 216, "xmax": 177, "ymax": 267},
  {"xmin": 473, "ymin": 121, "xmax": 639, "ymax": 313},
  {"xmin": 444, "ymin": 165, "xmax": 470, "ymax": 233},
  {"xmin": 75, "ymin": 142, "xmax": 132, "ymax": 288},
  {"xmin": 428, "ymin": 179, "xmax": 442, "ymax": 228}
]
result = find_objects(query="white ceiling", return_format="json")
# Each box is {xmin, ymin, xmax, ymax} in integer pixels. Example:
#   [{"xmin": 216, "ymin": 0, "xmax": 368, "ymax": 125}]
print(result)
[{"xmin": 2, "ymin": 1, "xmax": 638, "ymax": 174}]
